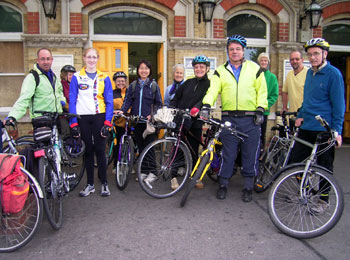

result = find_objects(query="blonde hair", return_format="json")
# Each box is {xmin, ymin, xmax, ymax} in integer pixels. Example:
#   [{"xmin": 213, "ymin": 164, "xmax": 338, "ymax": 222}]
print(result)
[{"xmin": 83, "ymin": 47, "xmax": 99, "ymax": 58}]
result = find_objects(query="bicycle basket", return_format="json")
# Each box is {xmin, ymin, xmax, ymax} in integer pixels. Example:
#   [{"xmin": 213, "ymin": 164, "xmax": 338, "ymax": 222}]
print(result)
[{"xmin": 153, "ymin": 107, "xmax": 177, "ymax": 125}]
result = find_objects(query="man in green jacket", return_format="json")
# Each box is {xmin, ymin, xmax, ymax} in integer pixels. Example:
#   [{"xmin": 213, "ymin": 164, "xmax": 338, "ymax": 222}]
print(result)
[
  {"xmin": 6, "ymin": 48, "xmax": 66, "ymax": 123},
  {"xmin": 202, "ymin": 35, "xmax": 267, "ymax": 202},
  {"xmin": 257, "ymin": 52, "xmax": 279, "ymax": 151}
]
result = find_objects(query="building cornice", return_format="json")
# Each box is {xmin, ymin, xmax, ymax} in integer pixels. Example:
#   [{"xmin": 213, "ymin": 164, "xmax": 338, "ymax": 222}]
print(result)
[
  {"xmin": 272, "ymin": 41, "xmax": 305, "ymax": 53},
  {"xmin": 22, "ymin": 34, "xmax": 89, "ymax": 48}
]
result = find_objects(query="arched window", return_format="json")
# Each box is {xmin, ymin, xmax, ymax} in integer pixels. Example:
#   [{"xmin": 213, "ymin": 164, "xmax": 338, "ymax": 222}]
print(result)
[
  {"xmin": 0, "ymin": 5, "xmax": 22, "ymax": 32},
  {"xmin": 323, "ymin": 23, "xmax": 350, "ymax": 46},
  {"xmin": 94, "ymin": 12, "xmax": 162, "ymax": 36},
  {"xmin": 227, "ymin": 13, "xmax": 269, "ymax": 62}
]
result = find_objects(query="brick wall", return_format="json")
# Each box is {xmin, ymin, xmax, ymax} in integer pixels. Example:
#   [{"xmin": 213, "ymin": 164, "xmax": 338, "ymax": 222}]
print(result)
[
  {"xmin": 278, "ymin": 22, "xmax": 289, "ymax": 42},
  {"xmin": 213, "ymin": 19, "xmax": 224, "ymax": 39},
  {"xmin": 70, "ymin": 13, "xmax": 83, "ymax": 34},
  {"xmin": 174, "ymin": 16, "xmax": 186, "ymax": 37},
  {"xmin": 27, "ymin": 12, "xmax": 39, "ymax": 34},
  {"xmin": 312, "ymin": 26, "xmax": 322, "ymax": 38}
]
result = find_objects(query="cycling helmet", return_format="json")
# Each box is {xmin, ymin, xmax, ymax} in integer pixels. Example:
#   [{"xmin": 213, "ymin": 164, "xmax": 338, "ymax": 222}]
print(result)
[
  {"xmin": 304, "ymin": 38, "xmax": 330, "ymax": 52},
  {"xmin": 64, "ymin": 137, "xmax": 85, "ymax": 158},
  {"xmin": 192, "ymin": 55, "xmax": 210, "ymax": 67},
  {"xmin": 113, "ymin": 71, "xmax": 127, "ymax": 81},
  {"xmin": 227, "ymin": 34, "xmax": 247, "ymax": 48},
  {"xmin": 60, "ymin": 65, "xmax": 76, "ymax": 73}
]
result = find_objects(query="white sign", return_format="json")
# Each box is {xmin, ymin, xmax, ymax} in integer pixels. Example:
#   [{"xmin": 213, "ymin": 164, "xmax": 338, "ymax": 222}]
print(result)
[
  {"xmin": 52, "ymin": 55, "xmax": 74, "ymax": 78},
  {"xmin": 283, "ymin": 60, "xmax": 311, "ymax": 82},
  {"xmin": 184, "ymin": 57, "xmax": 216, "ymax": 80}
]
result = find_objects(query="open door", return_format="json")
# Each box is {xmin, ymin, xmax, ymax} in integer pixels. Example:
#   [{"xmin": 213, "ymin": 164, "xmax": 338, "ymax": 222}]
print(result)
[
  {"xmin": 93, "ymin": 42, "xmax": 128, "ymax": 89},
  {"xmin": 157, "ymin": 43, "xmax": 164, "ymax": 97}
]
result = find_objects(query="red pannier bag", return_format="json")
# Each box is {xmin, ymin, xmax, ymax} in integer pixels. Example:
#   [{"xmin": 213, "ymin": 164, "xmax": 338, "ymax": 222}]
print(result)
[{"xmin": 0, "ymin": 154, "xmax": 29, "ymax": 214}]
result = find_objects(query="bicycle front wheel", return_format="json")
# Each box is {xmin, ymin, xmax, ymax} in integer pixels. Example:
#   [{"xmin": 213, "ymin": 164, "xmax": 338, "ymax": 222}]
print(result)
[
  {"xmin": 0, "ymin": 169, "xmax": 43, "ymax": 252},
  {"xmin": 268, "ymin": 166, "xmax": 344, "ymax": 239},
  {"xmin": 137, "ymin": 138, "xmax": 191, "ymax": 199},
  {"xmin": 180, "ymin": 153, "xmax": 210, "ymax": 207},
  {"xmin": 38, "ymin": 157, "xmax": 63, "ymax": 230},
  {"xmin": 116, "ymin": 137, "xmax": 134, "ymax": 190}
]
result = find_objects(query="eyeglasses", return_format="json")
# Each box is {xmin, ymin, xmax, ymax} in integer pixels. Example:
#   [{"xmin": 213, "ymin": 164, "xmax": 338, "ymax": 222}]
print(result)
[{"xmin": 307, "ymin": 52, "xmax": 322, "ymax": 58}]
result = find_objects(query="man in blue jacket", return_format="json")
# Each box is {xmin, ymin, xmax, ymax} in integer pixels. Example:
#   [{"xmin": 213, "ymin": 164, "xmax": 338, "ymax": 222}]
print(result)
[{"xmin": 289, "ymin": 38, "xmax": 345, "ymax": 214}]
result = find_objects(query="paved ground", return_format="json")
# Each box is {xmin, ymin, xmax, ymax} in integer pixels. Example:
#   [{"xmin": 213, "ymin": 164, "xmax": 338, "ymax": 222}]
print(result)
[{"xmin": 2, "ymin": 147, "xmax": 350, "ymax": 260}]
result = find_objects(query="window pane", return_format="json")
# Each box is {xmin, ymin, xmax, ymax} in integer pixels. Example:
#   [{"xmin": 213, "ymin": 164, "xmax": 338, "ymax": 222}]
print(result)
[
  {"xmin": 0, "ymin": 5, "xmax": 22, "ymax": 32},
  {"xmin": 227, "ymin": 14, "xmax": 266, "ymax": 39},
  {"xmin": 244, "ymin": 47, "xmax": 265, "ymax": 62},
  {"xmin": 94, "ymin": 12, "xmax": 162, "ymax": 35},
  {"xmin": 115, "ymin": 49, "xmax": 121, "ymax": 68},
  {"xmin": 323, "ymin": 24, "xmax": 350, "ymax": 46}
]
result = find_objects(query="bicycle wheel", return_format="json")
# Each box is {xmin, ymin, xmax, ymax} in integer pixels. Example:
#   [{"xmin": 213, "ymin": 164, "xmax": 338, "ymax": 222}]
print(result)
[
  {"xmin": 137, "ymin": 138, "xmax": 191, "ymax": 199},
  {"xmin": 255, "ymin": 139, "xmax": 287, "ymax": 192},
  {"xmin": 61, "ymin": 147, "xmax": 85, "ymax": 192},
  {"xmin": 180, "ymin": 153, "xmax": 210, "ymax": 207},
  {"xmin": 38, "ymin": 157, "xmax": 63, "ymax": 230},
  {"xmin": 268, "ymin": 166, "xmax": 344, "ymax": 239},
  {"xmin": 0, "ymin": 169, "xmax": 43, "ymax": 252},
  {"xmin": 116, "ymin": 137, "xmax": 134, "ymax": 190},
  {"xmin": 2, "ymin": 138, "xmax": 35, "ymax": 154}
]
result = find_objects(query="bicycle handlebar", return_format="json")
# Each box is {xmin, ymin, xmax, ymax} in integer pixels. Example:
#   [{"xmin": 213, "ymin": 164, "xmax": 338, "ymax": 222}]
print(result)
[
  {"xmin": 315, "ymin": 115, "xmax": 332, "ymax": 133},
  {"xmin": 202, "ymin": 117, "xmax": 248, "ymax": 139},
  {"xmin": 275, "ymin": 111, "xmax": 298, "ymax": 117},
  {"xmin": 34, "ymin": 110, "xmax": 81, "ymax": 119}
]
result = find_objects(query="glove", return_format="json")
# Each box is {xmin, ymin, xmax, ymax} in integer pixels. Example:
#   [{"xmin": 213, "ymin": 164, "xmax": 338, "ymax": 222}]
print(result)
[
  {"xmin": 70, "ymin": 125, "xmax": 80, "ymax": 138},
  {"xmin": 190, "ymin": 107, "xmax": 199, "ymax": 117},
  {"xmin": 254, "ymin": 107, "xmax": 264, "ymax": 126},
  {"xmin": 100, "ymin": 124, "xmax": 111, "ymax": 138},
  {"xmin": 199, "ymin": 105, "xmax": 210, "ymax": 121},
  {"xmin": 5, "ymin": 116, "xmax": 16, "ymax": 126}
]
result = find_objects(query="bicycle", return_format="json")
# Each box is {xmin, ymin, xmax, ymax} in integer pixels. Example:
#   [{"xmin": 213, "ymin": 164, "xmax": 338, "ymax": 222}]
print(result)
[
  {"xmin": 1, "ymin": 121, "xmax": 35, "ymax": 154},
  {"xmin": 254, "ymin": 111, "xmax": 297, "ymax": 192},
  {"xmin": 34, "ymin": 111, "xmax": 84, "ymax": 230},
  {"xmin": 267, "ymin": 115, "xmax": 344, "ymax": 239},
  {"xmin": 180, "ymin": 117, "xmax": 247, "ymax": 207},
  {"xmin": 0, "ymin": 125, "xmax": 44, "ymax": 252}
]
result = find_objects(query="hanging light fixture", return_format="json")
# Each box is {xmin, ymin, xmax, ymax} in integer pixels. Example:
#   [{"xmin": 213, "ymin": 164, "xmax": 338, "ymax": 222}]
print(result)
[
  {"xmin": 198, "ymin": 0, "xmax": 216, "ymax": 23},
  {"xmin": 41, "ymin": 0, "xmax": 59, "ymax": 19},
  {"xmin": 299, "ymin": 0, "xmax": 323, "ymax": 29}
]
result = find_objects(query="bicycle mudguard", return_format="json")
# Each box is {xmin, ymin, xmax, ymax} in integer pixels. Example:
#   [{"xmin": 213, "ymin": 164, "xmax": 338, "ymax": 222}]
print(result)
[{"xmin": 275, "ymin": 163, "xmax": 332, "ymax": 181}]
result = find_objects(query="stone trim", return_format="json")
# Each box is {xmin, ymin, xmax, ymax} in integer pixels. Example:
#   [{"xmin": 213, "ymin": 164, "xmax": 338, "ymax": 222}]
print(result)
[
  {"xmin": 169, "ymin": 37, "xmax": 226, "ymax": 50},
  {"xmin": 22, "ymin": 34, "xmax": 88, "ymax": 47}
]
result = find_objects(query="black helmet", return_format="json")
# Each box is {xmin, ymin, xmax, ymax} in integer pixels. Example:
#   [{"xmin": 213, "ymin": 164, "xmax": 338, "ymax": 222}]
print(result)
[
  {"xmin": 61, "ymin": 65, "xmax": 76, "ymax": 73},
  {"xmin": 113, "ymin": 71, "xmax": 127, "ymax": 81},
  {"xmin": 64, "ymin": 137, "xmax": 85, "ymax": 158}
]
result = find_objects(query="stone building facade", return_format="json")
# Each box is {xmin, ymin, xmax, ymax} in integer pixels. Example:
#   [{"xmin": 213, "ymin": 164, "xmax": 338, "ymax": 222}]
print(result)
[{"xmin": 0, "ymin": 0, "xmax": 349, "ymax": 139}]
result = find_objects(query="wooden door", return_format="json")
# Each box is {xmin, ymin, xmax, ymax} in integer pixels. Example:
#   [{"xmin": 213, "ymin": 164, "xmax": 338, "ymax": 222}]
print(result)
[
  {"xmin": 93, "ymin": 42, "xmax": 128, "ymax": 89},
  {"xmin": 344, "ymin": 57, "xmax": 350, "ymax": 138}
]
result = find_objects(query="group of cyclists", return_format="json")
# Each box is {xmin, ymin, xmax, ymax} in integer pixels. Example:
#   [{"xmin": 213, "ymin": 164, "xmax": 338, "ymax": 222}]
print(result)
[{"xmin": 3, "ymin": 34, "xmax": 345, "ymax": 207}]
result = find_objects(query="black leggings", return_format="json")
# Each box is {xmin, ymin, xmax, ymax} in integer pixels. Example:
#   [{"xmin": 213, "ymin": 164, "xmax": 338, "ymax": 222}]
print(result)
[{"xmin": 79, "ymin": 113, "xmax": 107, "ymax": 185}]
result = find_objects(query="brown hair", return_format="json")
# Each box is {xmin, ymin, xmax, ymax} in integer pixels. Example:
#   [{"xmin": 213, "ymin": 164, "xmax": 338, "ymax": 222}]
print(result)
[{"xmin": 83, "ymin": 47, "xmax": 99, "ymax": 58}]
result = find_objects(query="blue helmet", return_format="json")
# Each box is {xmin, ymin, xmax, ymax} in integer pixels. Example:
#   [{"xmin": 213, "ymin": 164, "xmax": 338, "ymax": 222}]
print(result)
[
  {"xmin": 227, "ymin": 34, "xmax": 247, "ymax": 48},
  {"xmin": 192, "ymin": 55, "xmax": 210, "ymax": 67}
]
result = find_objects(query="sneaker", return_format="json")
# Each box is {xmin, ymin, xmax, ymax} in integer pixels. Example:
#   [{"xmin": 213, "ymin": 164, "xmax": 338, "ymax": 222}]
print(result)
[
  {"xmin": 310, "ymin": 199, "xmax": 329, "ymax": 215},
  {"xmin": 242, "ymin": 189, "xmax": 252, "ymax": 202},
  {"xmin": 79, "ymin": 184, "xmax": 95, "ymax": 197},
  {"xmin": 101, "ymin": 183, "xmax": 111, "ymax": 196},
  {"xmin": 216, "ymin": 186, "xmax": 227, "ymax": 200},
  {"xmin": 195, "ymin": 180, "xmax": 204, "ymax": 189},
  {"xmin": 112, "ymin": 167, "xmax": 116, "ymax": 175},
  {"xmin": 144, "ymin": 173, "xmax": 157, "ymax": 189},
  {"xmin": 171, "ymin": 177, "xmax": 179, "ymax": 190}
]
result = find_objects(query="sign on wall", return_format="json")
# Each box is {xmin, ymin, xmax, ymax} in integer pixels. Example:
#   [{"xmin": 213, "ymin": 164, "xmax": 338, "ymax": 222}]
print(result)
[
  {"xmin": 184, "ymin": 57, "xmax": 216, "ymax": 80},
  {"xmin": 283, "ymin": 60, "xmax": 311, "ymax": 82},
  {"xmin": 52, "ymin": 55, "xmax": 74, "ymax": 78}
]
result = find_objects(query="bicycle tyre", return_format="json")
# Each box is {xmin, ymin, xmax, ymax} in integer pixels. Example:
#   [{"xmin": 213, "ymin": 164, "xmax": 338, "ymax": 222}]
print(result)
[
  {"xmin": 137, "ymin": 138, "xmax": 191, "ymax": 199},
  {"xmin": 268, "ymin": 166, "xmax": 344, "ymax": 239},
  {"xmin": 116, "ymin": 137, "xmax": 134, "ymax": 190},
  {"xmin": 38, "ymin": 157, "xmax": 63, "ymax": 230},
  {"xmin": 66, "ymin": 154, "xmax": 86, "ymax": 192},
  {"xmin": 254, "ymin": 141, "xmax": 287, "ymax": 193},
  {"xmin": 2, "ymin": 139, "xmax": 35, "ymax": 154},
  {"xmin": 0, "ymin": 168, "xmax": 43, "ymax": 252},
  {"xmin": 180, "ymin": 153, "xmax": 210, "ymax": 207}
]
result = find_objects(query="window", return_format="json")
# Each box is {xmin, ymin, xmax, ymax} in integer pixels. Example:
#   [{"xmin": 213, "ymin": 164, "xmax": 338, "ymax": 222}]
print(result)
[
  {"xmin": 323, "ymin": 23, "xmax": 350, "ymax": 46},
  {"xmin": 0, "ymin": 5, "xmax": 22, "ymax": 32},
  {"xmin": 94, "ymin": 12, "xmax": 162, "ymax": 35}
]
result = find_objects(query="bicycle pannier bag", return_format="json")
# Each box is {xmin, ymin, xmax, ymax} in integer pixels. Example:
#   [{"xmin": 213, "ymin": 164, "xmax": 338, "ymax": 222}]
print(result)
[
  {"xmin": 32, "ymin": 116, "xmax": 53, "ymax": 142},
  {"xmin": 0, "ymin": 154, "xmax": 29, "ymax": 214}
]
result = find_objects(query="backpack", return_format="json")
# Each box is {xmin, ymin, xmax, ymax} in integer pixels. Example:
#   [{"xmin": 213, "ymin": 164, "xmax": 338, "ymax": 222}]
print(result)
[
  {"xmin": 0, "ymin": 154, "xmax": 29, "ymax": 214},
  {"xmin": 130, "ymin": 79, "xmax": 157, "ymax": 100}
]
